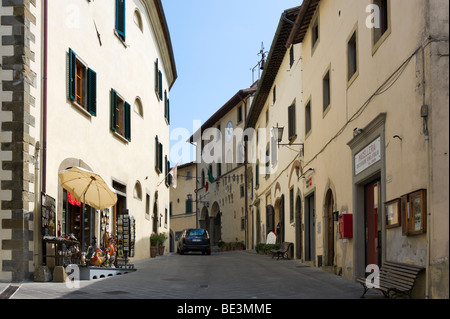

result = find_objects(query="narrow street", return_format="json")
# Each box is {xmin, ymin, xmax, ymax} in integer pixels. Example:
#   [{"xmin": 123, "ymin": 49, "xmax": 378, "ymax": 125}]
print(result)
[{"xmin": 9, "ymin": 251, "xmax": 367, "ymax": 300}]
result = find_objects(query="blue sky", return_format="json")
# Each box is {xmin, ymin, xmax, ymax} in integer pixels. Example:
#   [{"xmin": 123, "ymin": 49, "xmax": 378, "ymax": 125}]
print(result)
[{"xmin": 162, "ymin": 0, "xmax": 302, "ymax": 164}]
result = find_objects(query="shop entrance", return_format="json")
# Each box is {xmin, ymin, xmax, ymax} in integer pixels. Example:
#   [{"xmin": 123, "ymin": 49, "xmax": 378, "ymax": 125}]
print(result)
[
  {"xmin": 295, "ymin": 195, "xmax": 302, "ymax": 259},
  {"xmin": 365, "ymin": 181, "xmax": 381, "ymax": 269},
  {"xmin": 325, "ymin": 189, "xmax": 335, "ymax": 266},
  {"xmin": 305, "ymin": 193, "xmax": 315, "ymax": 262},
  {"xmin": 63, "ymin": 189, "xmax": 94, "ymax": 250}
]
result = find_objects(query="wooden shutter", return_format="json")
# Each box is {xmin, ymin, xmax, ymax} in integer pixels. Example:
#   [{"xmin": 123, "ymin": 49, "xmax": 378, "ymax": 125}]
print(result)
[
  {"xmin": 116, "ymin": 0, "xmax": 126, "ymax": 40},
  {"xmin": 155, "ymin": 136, "xmax": 159, "ymax": 171},
  {"xmin": 155, "ymin": 59, "xmax": 159, "ymax": 94},
  {"xmin": 159, "ymin": 143, "xmax": 163, "ymax": 173},
  {"xmin": 87, "ymin": 68, "xmax": 97, "ymax": 116},
  {"xmin": 124, "ymin": 101, "xmax": 131, "ymax": 141},
  {"xmin": 110, "ymin": 89, "xmax": 117, "ymax": 132},
  {"xmin": 69, "ymin": 49, "xmax": 76, "ymax": 101},
  {"xmin": 158, "ymin": 71, "xmax": 163, "ymax": 100}
]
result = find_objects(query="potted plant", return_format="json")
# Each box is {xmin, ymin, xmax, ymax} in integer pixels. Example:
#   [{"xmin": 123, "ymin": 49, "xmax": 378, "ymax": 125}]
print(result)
[
  {"xmin": 150, "ymin": 232, "xmax": 158, "ymax": 258},
  {"xmin": 158, "ymin": 232, "xmax": 167, "ymax": 256}
]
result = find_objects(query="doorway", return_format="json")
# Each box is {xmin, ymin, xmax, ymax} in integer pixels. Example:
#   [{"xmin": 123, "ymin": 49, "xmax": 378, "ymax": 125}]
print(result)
[
  {"xmin": 365, "ymin": 181, "xmax": 381, "ymax": 268},
  {"xmin": 325, "ymin": 189, "xmax": 335, "ymax": 266},
  {"xmin": 295, "ymin": 195, "xmax": 302, "ymax": 259},
  {"xmin": 305, "ymin": 193, "xmax": 315, "ymax": 262}
]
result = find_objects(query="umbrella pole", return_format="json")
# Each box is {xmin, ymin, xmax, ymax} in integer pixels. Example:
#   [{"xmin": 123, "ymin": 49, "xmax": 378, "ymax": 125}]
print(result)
[{"xmin": 80, "ymin": 178, "xmax": 94, "ymax": 252}]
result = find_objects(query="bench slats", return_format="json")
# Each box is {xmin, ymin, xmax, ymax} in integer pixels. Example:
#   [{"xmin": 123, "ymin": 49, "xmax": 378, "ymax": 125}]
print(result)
[{"xmin": 358, "ymin": 261, "xmax": 424, "ymax": 298}]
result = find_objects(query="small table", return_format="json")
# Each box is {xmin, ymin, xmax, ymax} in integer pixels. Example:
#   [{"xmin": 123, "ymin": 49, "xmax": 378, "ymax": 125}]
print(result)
[{"xmin": 43, "ymin": 236, "xmax": 80, "ymax": 267}]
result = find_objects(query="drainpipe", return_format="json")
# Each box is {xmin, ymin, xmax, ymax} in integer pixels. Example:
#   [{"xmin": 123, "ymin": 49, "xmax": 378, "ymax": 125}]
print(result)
[
  {"xmin": 422, "ymin": 44, "xmax": 432, "ymax": 300},
  {"xmin": 42, "ymin": 0, "xmax": 48, "ymax": 194}
]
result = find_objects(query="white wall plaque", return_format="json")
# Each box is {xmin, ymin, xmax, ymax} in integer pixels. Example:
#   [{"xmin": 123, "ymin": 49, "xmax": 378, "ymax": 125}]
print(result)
[{"xmin": 355, "ymin": 137, "xmax": 381, "ymax": 175}]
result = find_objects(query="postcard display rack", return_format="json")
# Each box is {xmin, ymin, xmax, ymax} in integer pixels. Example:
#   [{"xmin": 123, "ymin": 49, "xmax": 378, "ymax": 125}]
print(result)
[{"xmin": 116, "ymin": 211, "xmax": 135, "ymax": 268}]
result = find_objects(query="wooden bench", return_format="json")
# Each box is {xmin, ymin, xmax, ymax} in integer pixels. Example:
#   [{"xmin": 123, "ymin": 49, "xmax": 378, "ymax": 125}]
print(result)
[
  {"xmin": 271, "ymin": 242, "xmax": 293, "ymax": 260},
  {"xmin": 357, "ymin": 261, "xmax": 425, "ymax": 299}
]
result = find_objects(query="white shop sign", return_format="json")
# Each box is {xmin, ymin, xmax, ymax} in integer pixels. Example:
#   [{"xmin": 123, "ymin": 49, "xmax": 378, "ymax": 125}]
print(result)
[{"xmin": 355, "ymin": 137, "xmax": 381, "ymax": 175}]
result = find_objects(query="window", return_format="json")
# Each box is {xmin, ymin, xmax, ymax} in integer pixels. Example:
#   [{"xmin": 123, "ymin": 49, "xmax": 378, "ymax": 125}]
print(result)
[
  {"xmin": 311, "ymin": 12, "xmax": 320, "ymax": 51},
  {"xmin": 155, "ymin": 59, "xmax": 163, "ymax": 100},
  {"xmin": 201, "ymin": 169, "xmax": 205, "ymax": 187},
  {"xmin": 237, "ymin": 105, "xmax": 243, "ymax": 123},
  {"xmin": 288, "ymin": 103, "xmax": 296, "ymax": 140},
  {"xmin": 255, "ymin": 161, "xmax": 260, "ymax": 187},
  {"xmin": 110, "ymin": 89, "xmax": 131, "ymax": 141},
  {"xmin": 289, "ymin": 45, "xmax": 294, "ymax": 68},
  {"xmin": 133, "ymin": 9, "xmax": 143, "ymax": 33},
  {"xmin": 165, "ymin": 155, "xmax": 172, "ymax": 187},
  {"xmin": 373, "ymin": 0, "xmax": 389, "ymax": 46},
  {"xmin": 347, "ymin": 29, "xmax": 358, "ymax": 82},
  {"xmin": 305, "ymin": 100, "xmax": 312, "ymax": 135},
  {"xmin": 266, "ymin": 108, "xmax": 269, "ymax": 125},
  {"xmin": 323, "ymin": 70, "xmax": 331, "ymax": 112},
  {"xmin": 155, "ymin": 136, "xmax": 163, "ymax": 173},
  {"xmin": 265, "ymin": 143, "xmax": 270, "ymax": 177},
  {"xmin": 186, "ymin": 170, "xmax": 192, "ymax": 180},
  {"xmin": 68, "ymin": 49, "xmax": 96, "ymax": 116},
  {"xmin": 164, "ymin": 90, "xmax": 170, "ymax": 124},
  {"xmin": 240, "ymin": 185, "xmax": 245, "ymax": 198},
  {"xmin": 273, "ymin": 86, "xmax": 276, "ymax": 105},
  {"xmin": 116, "ymin": 0, "xmax": 126, "ymax": 41}
]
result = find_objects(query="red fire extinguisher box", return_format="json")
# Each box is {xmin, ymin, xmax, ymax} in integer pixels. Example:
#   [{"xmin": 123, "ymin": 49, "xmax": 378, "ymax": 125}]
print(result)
[{"xmin": 339, "ymin": 214, "xmax": 353, "ymax": 239}]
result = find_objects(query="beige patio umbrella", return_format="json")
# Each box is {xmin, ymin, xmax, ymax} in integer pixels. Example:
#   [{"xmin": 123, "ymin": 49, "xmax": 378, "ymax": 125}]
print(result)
[
  {"xmin": 59, "ymin": 167, "xmax": 117, "ymax": 210},
  {"xmin": 59, "ymin": 167, "xmax": 117, "ymax": 249}
]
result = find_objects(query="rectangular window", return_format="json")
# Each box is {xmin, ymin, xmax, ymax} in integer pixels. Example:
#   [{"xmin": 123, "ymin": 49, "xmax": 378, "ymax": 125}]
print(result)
[
  {"xmin": 311, "ymin": 13, "xmax": 319, "ymax": 51},
  {"xmin": 110, "ymin": 89, "xmax": 131, "ymax": 141},
  {"xmin": 185, "ymin": 199, "xmax": 193, "ymax": 214},
  {"xmin": 155, "ymin": 136, "xmax": 163, "ymax": 173},
  {"xmin": 68, "ymin": 49, "xmax": 96, "ymax": 116},
  {"xmin": 347, "ymin": 30, "xmax": 358, "ymax": 82},
  {"xmin": 164, "ymin": 90, "xmax": 170, "ymax": 124},
  {"xmin": 237, "ymin": 105, "xmax": 243, "ymax": 123},
  {"xmin": 288, "ymin": 104, "xmax": 296, "ymax": 140},
  {"xmin": 273, "ymin": 86, "xmax": 276, "ymax": 105},
  {"xmin": 116, "ymin": 0, "xmax": 126, "ymax": 41},
  {"xmin": 373, "ymin": 0, "xmax": 389, "ymax": 45},
  {"xmin": 155, "ymin": 59, "xmax": 163, "ymax": 100},
  {"xmin": 323, "ymin": 70, "xmax": 331, "ymax": 112},
  {"xmin": 305, "ymin": 101, "xmax": 312, "ymax": 135},
  {"xmin": 289, "ymin": 45, "xmax": 294, "ymax": 68}
]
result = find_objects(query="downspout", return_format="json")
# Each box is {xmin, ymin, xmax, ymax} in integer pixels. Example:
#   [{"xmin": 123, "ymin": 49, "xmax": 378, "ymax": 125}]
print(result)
[{"xmin": 42, "ymin": 0, "xmax": 48, "ymax": 194}]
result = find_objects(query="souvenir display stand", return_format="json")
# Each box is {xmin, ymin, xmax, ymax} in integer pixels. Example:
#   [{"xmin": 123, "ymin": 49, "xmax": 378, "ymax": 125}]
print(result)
[{"xmin": 116, "ymin": 211, "xmax": 136, "ymax": 269}]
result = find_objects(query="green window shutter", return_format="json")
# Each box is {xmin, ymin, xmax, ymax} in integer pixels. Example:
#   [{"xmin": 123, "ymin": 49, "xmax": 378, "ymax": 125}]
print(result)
[
  {"xmin": 110, "ymin": 89, "xmax": 117, "ymax": 132},
  {"xmin": 256, "ymin": 162, "xmax": 259, "ymax": 187},
  {"xmin": 165, "ymin": 155, "xmax": 168, "ymax": 185},
  {"xmin": 124, "ymin": 102, "xmax": 131, "ymax": 141},
  {"xmin": 164, "ymin": 90, "xmax": 167, "ymax": 119},
  {"xmin": 159, "ymin": 143, "xmax": 163, "ymax": 173},
  {"xmin": 68, "ymin": 49, "xmax": 76, "ymax": 101},
  {"xmin": 155, "ymin": 59, "xmax": 159, "ymax": 93},
  {"xmin": 116, "ymin": 0, "xmax": 126, "ymax": 40},
  {"xmin": 87, "ymin": 68, "xmax": 97, "ymax": 116},
  {"xmin": 158, "ymin": 71, "xmax": 163, "ymax": 100},
  {"xmin": 155, "ymin": 136, "xmax": 159, "ymax": 170},
  {"xmin": 167, "ymin": 98, "xmax": 170, "ymax": 124}
]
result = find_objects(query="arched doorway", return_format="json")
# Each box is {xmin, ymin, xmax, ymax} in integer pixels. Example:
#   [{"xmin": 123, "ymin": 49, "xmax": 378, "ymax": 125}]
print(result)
[
  {"xmin": 325, "ymin": 189, "xmax": 335, "ymax": 266},
  {"xmin": 210, "ymin": 202, "xmax": 221, "ymax": 245},
  {"xmin": 295, "ymin": 194, "xmax": 302, "ymax": 259},
  {"xmin": 199, "ymin": 206, "xmax": 209, "ymax": 230}
]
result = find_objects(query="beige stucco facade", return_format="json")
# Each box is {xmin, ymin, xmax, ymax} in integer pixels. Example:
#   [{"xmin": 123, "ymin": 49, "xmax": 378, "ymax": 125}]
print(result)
[
  {"xmin": 247, "ymin": 0, "xmax": 448, "ymax": 298},
  {"xmin": 1, "ymin": 0, "xmax": 176, "ymax": 282},
  {"xmin": 169, "ymin": 162, "xmax": 197, "ymax": 249},
  {"xmin": 192, "ymin": 87, "xmax": 256, "ymax": 247}
]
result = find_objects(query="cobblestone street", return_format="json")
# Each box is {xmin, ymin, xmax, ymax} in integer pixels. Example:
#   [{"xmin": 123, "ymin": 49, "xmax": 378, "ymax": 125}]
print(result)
[{"xmin": 5, "ymin": 251, "xmax": 368, "ymax": 300}]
